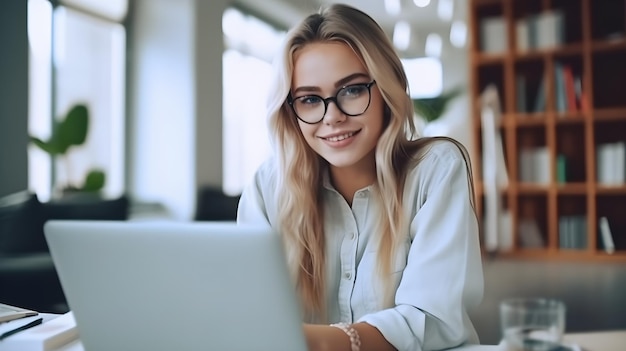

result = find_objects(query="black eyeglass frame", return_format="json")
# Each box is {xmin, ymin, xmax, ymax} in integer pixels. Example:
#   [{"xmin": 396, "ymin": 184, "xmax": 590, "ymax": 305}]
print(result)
[{"xmin": 287, "ymin": 81, "xmax": 377, "ymax": 124}]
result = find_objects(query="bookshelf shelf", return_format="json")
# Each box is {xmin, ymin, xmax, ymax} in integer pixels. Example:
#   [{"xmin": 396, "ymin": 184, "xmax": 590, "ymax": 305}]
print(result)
[
  {"xmin": 594, "ymin": 108, "xmax": 626, "ymax": 120},
  {"xmin": 475, "ymin": 54, "xmax": 507, "ymax": 65},
  {"xmin": 591, "ymin": 40, "xmax": 626, "ymax": 52},
  {"xmin": 470, "ymin": 0, "xmax": 626, "ymax": 261}
]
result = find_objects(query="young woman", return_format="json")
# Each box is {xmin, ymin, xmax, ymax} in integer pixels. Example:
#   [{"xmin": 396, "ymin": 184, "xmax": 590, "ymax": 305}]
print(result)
[{"xmin": 237, "ymin": 3, "xmax": 483, "ymax": 351}]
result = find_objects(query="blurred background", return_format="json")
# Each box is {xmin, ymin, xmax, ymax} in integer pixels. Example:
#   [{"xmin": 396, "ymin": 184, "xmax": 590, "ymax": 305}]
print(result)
[
  {"xmin": 1, "ymin": 0, "xmax": 472, "ymax": 219},
  {"xmin": 1, "ymin": 0, "xmax": 625, "ymax": 345}
]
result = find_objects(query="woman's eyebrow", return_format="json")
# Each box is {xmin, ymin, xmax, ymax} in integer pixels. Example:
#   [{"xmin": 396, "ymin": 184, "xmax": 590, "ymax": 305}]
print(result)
[
  {"xmin": 293, "ymin": 72, "xmax": 370, "ymax": 95},
  {"xmin": 334, "ymin": 72, "xmax": 370, "ymax": 88}
]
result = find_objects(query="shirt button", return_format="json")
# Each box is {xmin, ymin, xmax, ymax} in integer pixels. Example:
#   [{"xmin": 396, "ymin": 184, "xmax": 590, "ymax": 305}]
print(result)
[
  {"xmin": 344, "ymin": 272, "xmax": 352, "ymax": 280},
  {"xmin": 349, "ymin": 232, "xmax": 355, "ymax": 240}
]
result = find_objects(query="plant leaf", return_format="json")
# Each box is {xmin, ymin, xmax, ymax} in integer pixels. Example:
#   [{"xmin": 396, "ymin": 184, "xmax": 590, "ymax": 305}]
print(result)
[
  {"xmin": 59, "ymin": 104, "xmax": 89, "ymax": 148},
  {"xmin": 81, "ymin": 169, "xmax": 106, "ymax": 192},
  {"xmin": 30, "ymin": 136, "xmax": 64, "ymax": 155},
  {"xmin": 413, "ymin": 87, "xmax": 464, "ymax": 123}
]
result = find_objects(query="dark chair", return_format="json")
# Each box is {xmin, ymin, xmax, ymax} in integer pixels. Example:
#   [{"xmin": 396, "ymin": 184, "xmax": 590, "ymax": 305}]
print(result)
[
  {"xmin": 194, "ymin": 187, "xmax": 240, "ymax": 221},
  {"xmin": 0, "ymin": 191, "xmax": 129, "ymax": 313},
  {"xmin": 0, "ymin": 191, "xmax": 65, "ymax": 312}
]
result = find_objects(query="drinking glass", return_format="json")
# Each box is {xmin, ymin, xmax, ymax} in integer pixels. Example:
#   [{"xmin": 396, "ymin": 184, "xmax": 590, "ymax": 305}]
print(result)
[{"xmin": 500, "ymin": 298, "xmax": 566, "ymax": 351}]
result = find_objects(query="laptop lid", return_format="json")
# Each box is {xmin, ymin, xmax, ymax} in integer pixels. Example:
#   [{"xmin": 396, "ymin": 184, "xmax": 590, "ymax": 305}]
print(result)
[{"xmin": 44, "ymin": 220, "xmax": 307, "ymax": 351}]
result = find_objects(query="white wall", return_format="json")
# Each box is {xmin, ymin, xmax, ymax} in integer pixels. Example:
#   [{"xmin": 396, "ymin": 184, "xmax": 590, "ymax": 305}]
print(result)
[{"xmin": 128, "ymin": 0, "xmax": 227, "ymax": 220}]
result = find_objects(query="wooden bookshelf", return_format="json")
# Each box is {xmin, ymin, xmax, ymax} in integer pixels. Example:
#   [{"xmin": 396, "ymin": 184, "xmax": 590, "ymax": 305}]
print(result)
[{"xmin": 469, "ymin": 0, "xmax": 626, "ymax": 260}]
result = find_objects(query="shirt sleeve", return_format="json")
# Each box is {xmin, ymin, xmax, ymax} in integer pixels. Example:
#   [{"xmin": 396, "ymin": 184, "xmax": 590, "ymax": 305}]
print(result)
[
  {"xmin": 236, "ymin": 160, "xmax": 275, "ymax": 228},
  {"xmin": 358, "ymin": 144, "xmax": 484, "ymax": 351}
]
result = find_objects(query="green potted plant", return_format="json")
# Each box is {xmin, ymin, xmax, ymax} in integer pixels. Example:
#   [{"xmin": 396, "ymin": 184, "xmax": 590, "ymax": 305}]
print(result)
[
  {"xmin": 30, "ymin": 104, "xmax": 106, "ymax": 197},
  {"xmin": 412, "ymin": 86, "xmax": 463, "ymax": 123}
]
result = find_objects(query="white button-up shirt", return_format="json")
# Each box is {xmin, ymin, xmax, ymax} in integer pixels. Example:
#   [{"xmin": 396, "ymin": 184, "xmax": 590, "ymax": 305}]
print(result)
[{"xmin": 237, "ymin": 140, "xmax": 484, "ymax": 351}]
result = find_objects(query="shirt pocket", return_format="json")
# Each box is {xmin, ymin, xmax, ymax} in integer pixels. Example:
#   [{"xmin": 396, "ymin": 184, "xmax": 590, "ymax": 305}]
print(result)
[{"xmin": 357, "ymin": 242, "xmax": 410, "ymax": 313}]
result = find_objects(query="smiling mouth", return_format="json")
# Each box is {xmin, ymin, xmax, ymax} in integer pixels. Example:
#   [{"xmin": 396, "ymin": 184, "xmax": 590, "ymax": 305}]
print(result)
[{"xmin": 321, "ymin": 130, "xmax": 360, "ymax": 142}]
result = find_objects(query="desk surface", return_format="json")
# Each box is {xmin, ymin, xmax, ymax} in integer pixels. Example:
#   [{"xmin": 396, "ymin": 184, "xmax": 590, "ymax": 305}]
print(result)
[
  {"xmin": 563, "ymin": 330, "xmax": 626, "ymax": 351},
  {"xmin": 50, "ymin": 329, "xmax": 626, "ymax": 351},
  {"xmin": 53, "ymin": 340, "xmax": 502, "ymax": 351}
]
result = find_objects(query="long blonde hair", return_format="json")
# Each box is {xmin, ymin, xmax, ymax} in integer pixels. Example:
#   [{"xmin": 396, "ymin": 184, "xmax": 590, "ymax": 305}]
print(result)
[{"xmin": 265, "ymin": 3, "xmax": 475, "ymax": 318}]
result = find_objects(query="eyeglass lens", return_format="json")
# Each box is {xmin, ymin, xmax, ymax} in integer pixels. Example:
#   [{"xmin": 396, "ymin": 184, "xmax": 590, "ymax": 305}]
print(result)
[{"xmin": 291, "ymin": 82, "xmax": 373, "ymax": 124}]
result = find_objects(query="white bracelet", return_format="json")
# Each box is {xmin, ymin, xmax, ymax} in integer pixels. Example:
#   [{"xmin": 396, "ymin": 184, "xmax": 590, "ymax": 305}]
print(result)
[{"xmin": 330, "ymin": 322, "xmax": 361, "ymax": 351}]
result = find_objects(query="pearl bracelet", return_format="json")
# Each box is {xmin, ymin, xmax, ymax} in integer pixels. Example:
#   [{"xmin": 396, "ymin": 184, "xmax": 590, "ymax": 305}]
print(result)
[{"xmin": 330, "ymin": 322, "xmax": 361, "ymax": 351}]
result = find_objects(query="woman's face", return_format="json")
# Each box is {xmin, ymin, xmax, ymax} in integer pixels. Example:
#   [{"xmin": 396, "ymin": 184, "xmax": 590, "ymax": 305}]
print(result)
[{"xmin": 291, "ymin": 41, "xmax": 385, "ymax": 170}]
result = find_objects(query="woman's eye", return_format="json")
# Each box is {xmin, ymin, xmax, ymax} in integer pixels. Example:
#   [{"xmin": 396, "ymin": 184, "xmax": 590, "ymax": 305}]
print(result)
[
  {"xmin": 342, "ymin": 85, "xmax": 367, "ymax": 97},
  {"xmin": 298, "ymin": 96, "xmax": 322, "ymax": 105}
]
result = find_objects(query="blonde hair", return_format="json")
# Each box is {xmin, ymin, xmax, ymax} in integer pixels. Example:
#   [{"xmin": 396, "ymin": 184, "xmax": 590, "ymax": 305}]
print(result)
[{"xmin": 265, "ymin": 3, "xmax": 475, "ymax": 319}]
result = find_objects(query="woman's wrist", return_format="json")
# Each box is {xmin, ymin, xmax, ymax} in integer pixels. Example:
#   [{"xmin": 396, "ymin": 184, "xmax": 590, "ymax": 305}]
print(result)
[{"xmin": 330, "ymin": 322, "xmax": 361, "ymax": 351}]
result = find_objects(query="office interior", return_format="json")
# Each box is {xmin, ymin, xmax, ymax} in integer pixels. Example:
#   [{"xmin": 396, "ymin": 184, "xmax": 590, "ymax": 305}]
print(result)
[{"xmin": 1, "ymin": 0, "xmax": 625, "ymax": 345}]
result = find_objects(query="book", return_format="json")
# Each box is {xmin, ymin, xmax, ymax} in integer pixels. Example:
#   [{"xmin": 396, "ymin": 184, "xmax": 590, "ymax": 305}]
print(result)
[
  {"xmin": 0, "ymin": 311, "xmax": 78, "ymax": 351},
  {"xmin": 562, "ymin": 65, "xmax": 578, "ymax": 112},
  {"xmin": 516, "ymin": 18, "xmax": 529, "ymax": 52},
  {"xmin": 599, "ymin": 216, "xmax": 616, "ymax": 254},
  {"xmin": 481, "ymin": 17, "xmax": 507, "ymax": 53},
  {"xmin": 597, "ymin": 142, "xmax": 626, "ymax": 185},
  {"xmin": 535, "ymin": 10, "xmax": 565, "ymax": 49},
  {"xmin": 556, "ymin": 154, "xmax": 567, "ymax": 183},
  {"xmin": 0, "ymin": 303, "xmax": 38, "ymax": 323},
  {"xmin": 533, "ymin": 77, "xmax": 546, "ymax": 112},
  {"xmin": 554, "ymin": 62, "xmax": 567, "ymax": 113}
]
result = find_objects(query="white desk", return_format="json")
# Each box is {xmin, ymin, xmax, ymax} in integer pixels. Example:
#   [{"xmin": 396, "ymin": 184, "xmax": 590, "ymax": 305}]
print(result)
[
  {"xmin": 52, "ymin": 340, "xmax": 501, "ymax": 351},
  {"xmin": 46, "ymin": 329, "xmax": 626, "ymax": 351},
  {"xmin": 563, "ymin": 330, "xmax": 626, "ymax": 351}
]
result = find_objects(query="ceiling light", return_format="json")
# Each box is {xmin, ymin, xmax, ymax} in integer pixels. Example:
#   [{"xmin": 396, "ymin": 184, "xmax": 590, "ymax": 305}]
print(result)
[
  {"xmin": 384, "ymin": 0, "xmax": 401, "ymax": 16},
  {"xmin": 450, "ymin": 20, "xmax": 467, "ymax": 48},
  {"xmin": 425, "ymin": 33, "xmax": 442, "ymax": 57},
  {"xmin": 437, "ymin": 0, "xmax": 454, "ymax": 22},
  {"xmin": 393, "ymin": 21, "xmax": 411, "ymax": 51},
  {"xmin": 413, "ymin": 0, "xmax": 430, "ymax": 8}
]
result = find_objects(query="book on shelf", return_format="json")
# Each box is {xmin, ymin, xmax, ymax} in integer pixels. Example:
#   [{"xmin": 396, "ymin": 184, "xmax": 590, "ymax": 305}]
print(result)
[
  {"xmin": 554, "ymin": 62, "xmax": 585, "ymax": 114},
  {"xmin": 516, "ymin": 19, "xmax": 529, "ymax": 52},
  {"xmin": 558, "ymin": 215, "xmax": 587, "ymax": 250},
  {"xmin": 556, "ymin": 154, "xmax": 567, "ymax": 183},
  {"xmin": 516, "ymin": 11, "xmax": 565, "ymax": 51},
  {"xmin": 573, "ymin": 76, "xmax": 590, "ymax": 112},
  {"xmin": 596, "ymin": 142, "xmax": 626, "ymax": 185},
  {"xmin": 535, "ymin": 10, "xmax": 565, "ymax": 49},
  {"xmin": 533, "ymin": 77, "xmax": 546, "ymax": 112},
  {"xmin": 562, "ymin": 65, "xmax": 578, "ymax": 112},
  {"xmin": 480, "ymin": 16, "xmax": 507, "ymax": 53},
  {"xmin": 518, "ymin": 146, "xmax": 550, "ymax": 184},
  {"xmin": 599, "ymin": 216, "xmax": 616, "ymax": 254},
  {"xmin": 554, "ymin": 62, "xmax": 567, "ymax": 113}
]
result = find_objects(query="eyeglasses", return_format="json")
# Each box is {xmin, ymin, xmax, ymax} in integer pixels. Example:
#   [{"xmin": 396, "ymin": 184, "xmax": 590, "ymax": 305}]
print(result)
[{"xmin": 288, "ymin": 81, "xmax": 376, "ymax": 124}]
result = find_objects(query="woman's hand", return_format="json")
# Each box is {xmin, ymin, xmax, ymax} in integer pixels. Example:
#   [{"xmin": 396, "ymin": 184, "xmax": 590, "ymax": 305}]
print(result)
[{"xmin": 303, "ymin": 322, "xmax": 397, "ymax": 351}]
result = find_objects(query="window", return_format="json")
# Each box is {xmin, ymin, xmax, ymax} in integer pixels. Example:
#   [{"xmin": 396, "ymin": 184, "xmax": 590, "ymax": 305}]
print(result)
[
  {"xmin": 222, "ymin": 8, "xmax": 285, "ymax": 196},
  {"xmin": 402, "ymin": 57, "xmax": 443, "ymax": 98},
  {"xmin": 27, "ymin": 0, "xmax": 127, "ymax": 201}
]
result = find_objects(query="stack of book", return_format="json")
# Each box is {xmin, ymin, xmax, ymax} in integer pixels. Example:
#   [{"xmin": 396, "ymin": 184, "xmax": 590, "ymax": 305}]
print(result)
[
  {"xmin": 596, "ymin": 142, "xmax": 626, "ymax": 185},
  {"xmin": 0, "ymin": 304, "xmax": 77, "ymax": 351},
  {"xmin": 558, "ymin": 215, "xmax": 587, "ymax": 250},
  {"xmin": 516, "ymin": 10, "xmax": 565, "ymax": 52}
]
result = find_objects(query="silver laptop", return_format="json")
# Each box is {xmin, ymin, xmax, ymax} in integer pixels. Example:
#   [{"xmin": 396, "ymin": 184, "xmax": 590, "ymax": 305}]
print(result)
[{"xmin": 44, "ymin": 220, "xmax": 308, "ymax": 351}]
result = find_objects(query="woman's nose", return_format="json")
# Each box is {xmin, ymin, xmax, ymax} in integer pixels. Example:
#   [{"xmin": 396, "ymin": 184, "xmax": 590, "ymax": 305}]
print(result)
[{"xmin": 323, "ymin": 100, "xmax": 346, "ymax": 125}]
